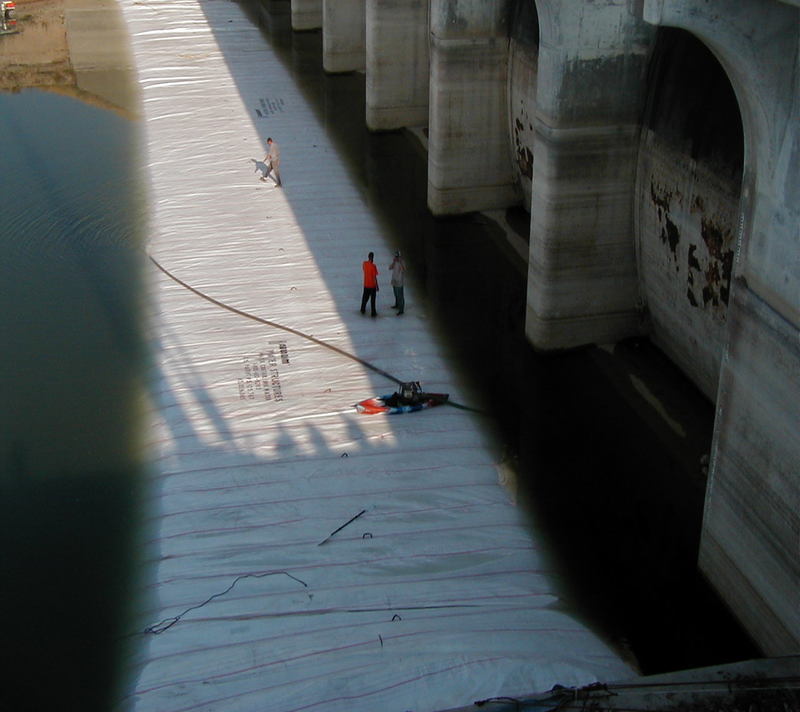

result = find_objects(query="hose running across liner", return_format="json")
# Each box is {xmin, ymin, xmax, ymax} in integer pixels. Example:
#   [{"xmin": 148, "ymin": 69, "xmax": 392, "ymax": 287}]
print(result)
[{"xmin": 148, "ymin": 255, "xmax": 482, "ymax": 413}]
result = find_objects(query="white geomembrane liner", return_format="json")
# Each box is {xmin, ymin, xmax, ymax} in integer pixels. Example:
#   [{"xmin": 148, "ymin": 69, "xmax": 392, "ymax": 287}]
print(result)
[{"xmin": 119, "ymin": 1, "xmax": 633, "ymax": 710}]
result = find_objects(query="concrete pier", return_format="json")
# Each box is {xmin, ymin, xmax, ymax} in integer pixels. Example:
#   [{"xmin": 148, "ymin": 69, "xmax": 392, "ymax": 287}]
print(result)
[
  {"xmin": 322, "ymin": 0, "xmax": 365, "ymax": 74},
  {"xmin": 427, "ymin": 1, "xmax": 517, "ymax": 213},
  {"xmin": 524, "ymin": 4, "xmax": 653, "ymax": 350},
  {"xmin": 365, "ymin": 0, "xmax": 429, "ymax": 131}
]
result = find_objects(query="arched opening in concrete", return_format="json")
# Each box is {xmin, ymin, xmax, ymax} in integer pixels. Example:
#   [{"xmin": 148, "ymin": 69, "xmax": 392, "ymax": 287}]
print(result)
[
  {"xmin": 635, "ymin": 27, "xmax": 744, "ymax": 400},
  {"xmin": 508, "ymin": 0, "xmax": 540, "ymax": 214}
]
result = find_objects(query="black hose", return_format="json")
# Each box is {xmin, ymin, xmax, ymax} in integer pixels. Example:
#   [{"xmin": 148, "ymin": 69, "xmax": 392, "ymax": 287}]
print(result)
[{"xmin": 148, "ymin": 255, "xmax": 483, "ymax": 413}]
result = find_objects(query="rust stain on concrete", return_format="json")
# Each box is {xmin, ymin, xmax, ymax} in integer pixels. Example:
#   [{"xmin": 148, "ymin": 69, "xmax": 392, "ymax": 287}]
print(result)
[
  {"xmin": 651, "ymin": 180, "xmax": 681, "ymax": 262},
  {"xmin": 684, "ymin": 216, "xmax": 734, "ymax": 310},
  {"xmin": 513, "ymin": 116, "xmax": 533, "ymax": 179}
]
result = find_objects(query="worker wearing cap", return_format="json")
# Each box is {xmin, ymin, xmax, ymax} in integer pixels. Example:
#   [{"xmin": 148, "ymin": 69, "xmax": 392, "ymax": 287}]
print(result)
[{"xmin": 389, "ymin": 250, "xmax": 405, "ymax": 315}]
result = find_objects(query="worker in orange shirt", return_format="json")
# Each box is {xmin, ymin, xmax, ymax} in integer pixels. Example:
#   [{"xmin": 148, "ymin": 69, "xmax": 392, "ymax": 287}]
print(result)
[{"xmin": 360, "ymin": 251, "xmax": 379, "ymax": 317}]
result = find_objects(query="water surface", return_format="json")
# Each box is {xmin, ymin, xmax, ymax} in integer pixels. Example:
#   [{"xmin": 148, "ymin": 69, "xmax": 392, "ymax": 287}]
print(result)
[{"xmin": 0, "ymin": 88, "xmax": 147, "ymax": 711}]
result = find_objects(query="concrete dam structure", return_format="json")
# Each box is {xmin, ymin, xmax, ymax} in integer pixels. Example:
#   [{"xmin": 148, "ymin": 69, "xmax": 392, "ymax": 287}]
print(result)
[{"xmin": 279, "ymin": 0, "xmax": 799, "ymax": 657}]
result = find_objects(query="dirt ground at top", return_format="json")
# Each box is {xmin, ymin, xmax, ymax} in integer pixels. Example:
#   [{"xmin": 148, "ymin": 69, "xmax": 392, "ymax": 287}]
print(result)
[{"xmin": 0, "ymin": 0, "xmax": 73, "ymax": 92}]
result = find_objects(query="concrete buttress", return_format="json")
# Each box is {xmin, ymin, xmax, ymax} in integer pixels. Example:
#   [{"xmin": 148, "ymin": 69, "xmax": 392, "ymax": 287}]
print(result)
[
  {"xmin": 524, "ymin": 1, "xmax": 653, "ymax": 350},
  {"xmin": 323, "ymin": 0, "xmax": 365, "ymax": 74},
  {"xmin": 428, "ymin": 0, "xmax": 517, "ymax": 214},
  {"xmin": 366, "ymin": 0, "xmax": 430, "ymax": 131}
]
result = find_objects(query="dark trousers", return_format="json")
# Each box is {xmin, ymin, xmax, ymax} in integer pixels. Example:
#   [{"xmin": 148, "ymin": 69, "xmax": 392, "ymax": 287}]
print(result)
[
  {"xmin": 392, "ymin": 285, "xmax": 405, "ymax": 314},
  {"xmin": 360, "ymin": 287, "xmax": 377, "ymax": 316}
]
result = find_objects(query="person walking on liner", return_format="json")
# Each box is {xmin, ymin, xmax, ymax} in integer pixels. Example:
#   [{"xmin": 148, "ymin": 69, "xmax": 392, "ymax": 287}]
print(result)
[
  {"xmin": 389, "ymin": 250, "xmax": 406, "ymax": 315},
  {"xmin": 360, "ymin": 252, "xmax": 379, "ymax": 317},
  {"xmin": 261, "ymin": 137, "xmax": 282, "ymax": 186}
]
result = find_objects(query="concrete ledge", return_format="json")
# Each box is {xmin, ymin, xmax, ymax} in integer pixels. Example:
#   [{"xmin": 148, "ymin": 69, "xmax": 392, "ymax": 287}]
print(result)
[
  {"xmin": 291, "ymin": 0, "xmax": 321, "ymax": 30},
  {"xmin": 366, "ymin": 104, "xmax": 428, "ymax": 132},
  {"xmin": 525, "ymin": 304, "xmax": 641, "ymax": 351},
  {"xmin": 323, "ymin": 52, "xmax": 365, "ymax": 75},
  {"xmin": 427, "ymin": 180, "xmax": 519, "ymax": 216}
]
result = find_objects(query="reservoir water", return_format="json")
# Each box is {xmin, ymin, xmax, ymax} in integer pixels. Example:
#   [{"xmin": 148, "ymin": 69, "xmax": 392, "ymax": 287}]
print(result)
[
  {"xmin": 1, "ymin": 2, "xmax": 759, "ymax": 710},
  {"xmin": 0, "ymin": 88, "xmax": 148, "ymax": 709}
]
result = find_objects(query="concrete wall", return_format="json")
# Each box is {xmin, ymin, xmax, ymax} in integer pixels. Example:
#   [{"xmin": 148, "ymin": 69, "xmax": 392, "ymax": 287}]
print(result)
[
  {"xmin": 323, "ymin": 0, "xmax": 365, "ymax": 74},
  {"xmin": 641, "ymin": 0, "xmax": 800, "ymax": 655},
  {"xmin": 365, "ymin": 0, "xmax": 430, "ymax": 131}
]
